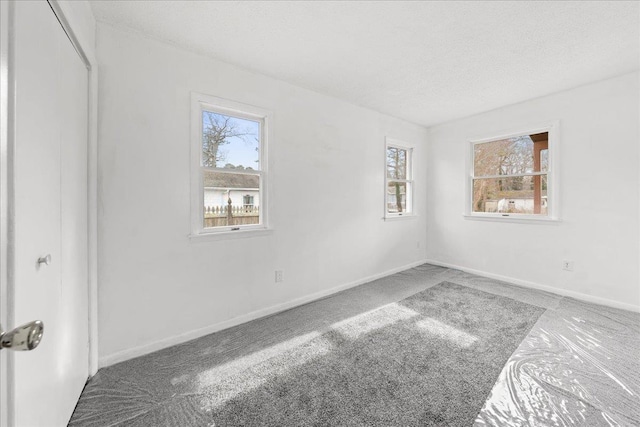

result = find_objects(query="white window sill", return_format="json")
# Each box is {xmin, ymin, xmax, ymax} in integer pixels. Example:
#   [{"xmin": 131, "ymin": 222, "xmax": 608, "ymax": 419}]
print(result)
[
  {"xmin": 384, "ymin": 214, "xmax": 418, "ymax": 221},
  {"xmin": 189, "ymin": 227, "xmax": 274, "ymax": 242},
  {"xmin": 463, "ymin": 214, "xmax": 561, "ymax": 224}
]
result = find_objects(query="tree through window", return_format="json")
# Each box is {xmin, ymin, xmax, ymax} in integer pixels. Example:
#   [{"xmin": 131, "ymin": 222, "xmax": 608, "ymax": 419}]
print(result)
[
  {"xmin": 472, "ymin": 132, "xmax": 549, "ymax": 216},
  {"xmin": 385, "ymin": 140, "xmax": 414, "ymax": 217}
]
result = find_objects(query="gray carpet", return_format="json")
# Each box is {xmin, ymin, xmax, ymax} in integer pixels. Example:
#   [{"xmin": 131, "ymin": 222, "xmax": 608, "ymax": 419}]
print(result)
[
  {"xmin": 196, "ymin": 281, "xmax": 544, "ymax": 426},
  {"xmin": 71, "ymin": 267, "xmax": 560, "ymax": 427},
  {"xmin": 70, "ymin": 267, "xmax": 640, "ymax": 426}
]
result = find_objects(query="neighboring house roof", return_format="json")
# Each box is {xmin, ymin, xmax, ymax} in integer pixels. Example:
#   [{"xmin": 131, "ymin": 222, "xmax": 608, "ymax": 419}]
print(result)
[{"xmin": 204, "ymin": 170, "xmax": 259, "ymax": 189}]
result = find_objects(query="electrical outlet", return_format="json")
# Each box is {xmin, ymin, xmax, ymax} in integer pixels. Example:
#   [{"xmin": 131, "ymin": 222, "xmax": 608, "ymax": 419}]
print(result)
[
  {"xmin": 562, "ymin": 260, "xmax": 574, "ymax": 271},
  {"xmin": 275, "ymin": 270, "xmax": 283, "ymax": 282}
]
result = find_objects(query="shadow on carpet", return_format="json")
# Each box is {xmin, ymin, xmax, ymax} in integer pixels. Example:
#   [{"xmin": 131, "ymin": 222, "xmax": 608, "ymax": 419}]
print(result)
[{"xmin": 198, "ymin": 281, "xmax": 545, "ymax": 426}]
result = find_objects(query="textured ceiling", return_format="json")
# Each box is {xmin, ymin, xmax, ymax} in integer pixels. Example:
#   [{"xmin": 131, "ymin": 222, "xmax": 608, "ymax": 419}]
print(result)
[{"xmin": 90, "ymin": 1, "xmax": 639, "ymax": 127}]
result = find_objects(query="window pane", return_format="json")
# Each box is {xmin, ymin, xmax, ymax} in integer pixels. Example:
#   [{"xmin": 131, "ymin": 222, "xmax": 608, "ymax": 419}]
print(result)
[
  {"xmin": 202, "ymin": 111, "xmax": 261, "ymax": 170},
  {"xmin": 387, "ymin": 182, "xmax": 411, "ymax": 214},
  {"xmin": 472, "ymin": 175, "xmax": 548, "ymax": 215},
  {"xmin": 203, "ymin": 171, "xmax": 260, "ymax": 228},
  {"xmin": 540, "ymin": 148, "xmax": 549, "ymax": 172},
  {"xmin": 474, "ymin": 132, "xmax": 548, "ymax": 176},
  {"xmin": 387, "ymin": 147, "xmax": 407, "ymax": 179}
]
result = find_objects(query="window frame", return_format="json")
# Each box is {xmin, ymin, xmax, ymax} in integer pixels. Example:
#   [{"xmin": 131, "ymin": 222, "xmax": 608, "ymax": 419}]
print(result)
[
  {"xmin": 465, "ymin": 121, "xmax": 560, "ymax": 223},
  {"xmin": 384, "ymin": 137, "xmax": 415, "ymax": 220},
  {"xmin": 190, "ymin": 93, "xmax": 271, "ymax": 239}
]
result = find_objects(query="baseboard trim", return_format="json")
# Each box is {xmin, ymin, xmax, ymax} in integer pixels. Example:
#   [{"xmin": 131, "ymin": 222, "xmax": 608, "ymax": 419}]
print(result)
[
  {"xmin": 424, "ymin": 258, "xmax": 640, "ymax": 313},
  {"xmin": 99, "ymin": 258, "xmax": 429, "ymax": 368}
]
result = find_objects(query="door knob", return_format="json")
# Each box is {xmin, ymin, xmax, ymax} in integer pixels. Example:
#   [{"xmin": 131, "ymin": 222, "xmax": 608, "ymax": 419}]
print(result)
[
  {"xmin": 0, "ymin": 320, "xmax": 44, "ymax": 351},
  {"xmin": 37, "ymin": 254, "xmax": 51, "ymax": 266}
]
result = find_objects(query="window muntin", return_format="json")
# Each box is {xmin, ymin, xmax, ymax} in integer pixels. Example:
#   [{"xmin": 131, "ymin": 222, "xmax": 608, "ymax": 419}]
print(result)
[
  {"xmin": 192, "ymin": 94, "xmax": 269, "ymax": 235},
  {"xmin": 385, "ymin": 141, "xmax": 414, "ymax": 216},
  {"xmin": 471, "ymin": 130, "xmax": 552, "ymax": 217}
]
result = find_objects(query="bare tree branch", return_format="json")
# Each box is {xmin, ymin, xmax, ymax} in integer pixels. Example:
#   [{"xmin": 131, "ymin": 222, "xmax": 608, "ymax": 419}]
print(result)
[{"xmin": 202, "ymin": 112, "xmax": 253, "ymax": 167}]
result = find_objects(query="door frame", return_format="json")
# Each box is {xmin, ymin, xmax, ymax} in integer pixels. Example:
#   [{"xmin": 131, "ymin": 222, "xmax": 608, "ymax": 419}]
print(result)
[{"xmin": 0, "ymin": 1, "xmax": 98, "ymax": 425}]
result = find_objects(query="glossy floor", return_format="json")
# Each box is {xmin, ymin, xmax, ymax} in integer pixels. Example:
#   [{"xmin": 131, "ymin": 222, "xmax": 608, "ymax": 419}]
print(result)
[{"xmin": 69, "ymin": 264, "xmax": 640, "ymax": 426}]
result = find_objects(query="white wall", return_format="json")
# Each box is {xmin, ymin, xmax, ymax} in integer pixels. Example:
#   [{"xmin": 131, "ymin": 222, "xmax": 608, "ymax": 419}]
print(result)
[
  {"xmin": 426, "ymin": 73, "xmax": 640, "ymax": 311},
  {"xmin": 55, "ymin": 0, "xmax": 95, "ymax": 54},
  {"xmin": 96, "ymin": 24, "xmax": 428, "ymax": 365}
]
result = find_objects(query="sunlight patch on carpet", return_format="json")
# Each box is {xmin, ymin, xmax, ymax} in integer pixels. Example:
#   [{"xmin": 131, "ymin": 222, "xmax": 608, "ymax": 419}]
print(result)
[
  {"xmin": 197, "ymin": 331, "xmax": 332, "ymax": 408},
  {"xmin": 332, "ymin": 302, "xmax": 419, "ymax": 340},
  {"xmin": 415, "ymin": 317, "xmax": 478, "ymax": 347}
]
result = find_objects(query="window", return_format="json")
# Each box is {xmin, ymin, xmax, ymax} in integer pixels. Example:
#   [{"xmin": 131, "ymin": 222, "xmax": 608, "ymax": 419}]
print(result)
[
  {"xmin": 467, "ymin": 123, "xmax": 558, "ymax": 221},
  {"xmin": 243, "ymin": 195, "xmax": 254, "ymax": 207},
  {"xmin": 385, "ymin": 139, "xmax": 414, "ymax": 218},
  {"xmin": 191, "ymin": 93, "xmax": 270, "ymax": 236}
]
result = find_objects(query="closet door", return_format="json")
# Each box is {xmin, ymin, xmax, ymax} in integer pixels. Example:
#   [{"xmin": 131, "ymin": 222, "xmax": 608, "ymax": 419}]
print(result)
[{"xmin": 7, "ymin": 1, "xmax": 89, "ymax": 425}]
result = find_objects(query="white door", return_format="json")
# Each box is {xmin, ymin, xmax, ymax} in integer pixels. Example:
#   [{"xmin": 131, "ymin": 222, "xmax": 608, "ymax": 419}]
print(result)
[{"xmin": 4, "ymin": 1, "xmax": 90, "ymax": 425}]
